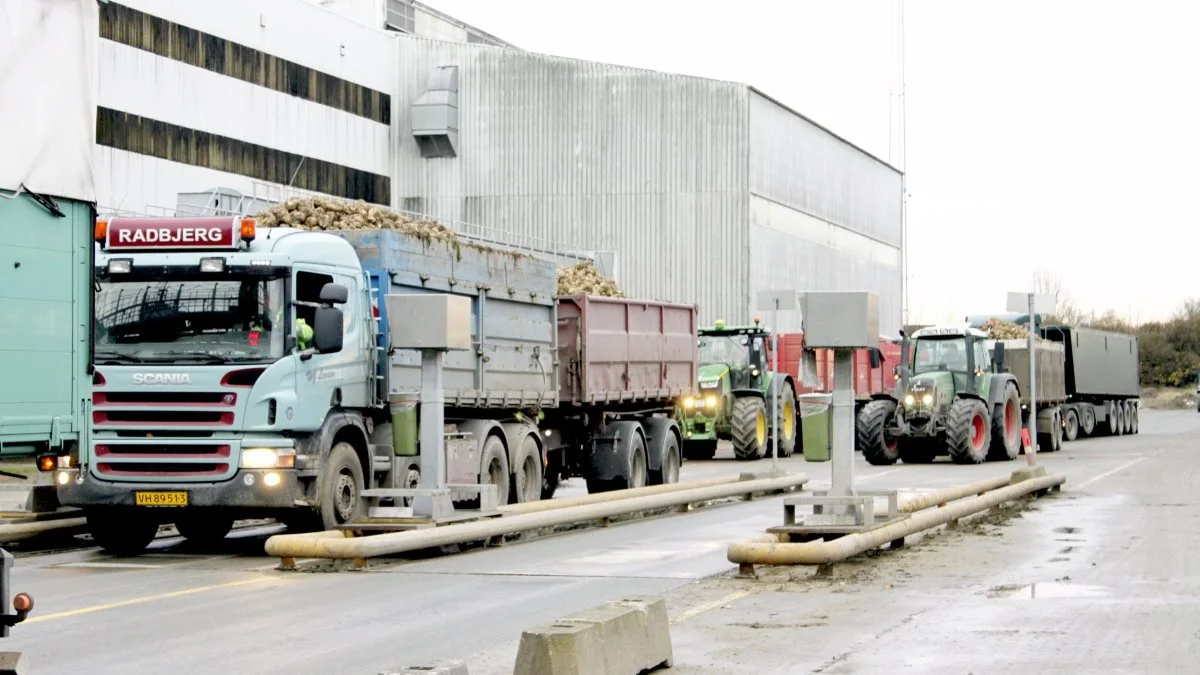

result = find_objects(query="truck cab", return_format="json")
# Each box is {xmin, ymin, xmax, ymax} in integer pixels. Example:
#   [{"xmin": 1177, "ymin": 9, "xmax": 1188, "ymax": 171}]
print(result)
[{"xmin": 55, "ymin": 216, "xmax": 372, "ymax": 554}]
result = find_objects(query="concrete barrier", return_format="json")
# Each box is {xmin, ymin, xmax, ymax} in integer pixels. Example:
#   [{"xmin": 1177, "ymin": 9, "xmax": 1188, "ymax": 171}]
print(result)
[
  {"xmin": 0, "ymin": 651, "xmax": 28, "ymax": 675},
  {"xmin": 378, "ymin": 660, "xmax": 467, "ymax": 675},
  {"xmin": 513, "ymin": 596, "xmax": 672, "ymax": 675}
]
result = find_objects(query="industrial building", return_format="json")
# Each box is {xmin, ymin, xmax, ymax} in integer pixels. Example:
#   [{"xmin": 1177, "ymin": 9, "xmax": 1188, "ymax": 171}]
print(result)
[{"xmin": 92, "ymin": 0, "xmax": 903, "ymax": 335}]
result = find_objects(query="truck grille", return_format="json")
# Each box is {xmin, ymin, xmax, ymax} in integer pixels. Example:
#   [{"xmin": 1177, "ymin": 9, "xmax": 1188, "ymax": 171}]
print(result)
[
  {"xmin": 93, "ymin": 444, "xmax": 231, "ymax": 479},
  {"xmin": 92, "ymin": 391, "xmax": 237, "ymax": 427}
]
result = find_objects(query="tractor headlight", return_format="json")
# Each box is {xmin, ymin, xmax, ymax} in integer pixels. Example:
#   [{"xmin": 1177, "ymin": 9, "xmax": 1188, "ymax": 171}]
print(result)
[
  {"xmin": 705, "ymin": 395, "xmax": 717, "ymax": 409},
  {"xmin": 922, "ymin": 394, "xmax": 933, "ymax": 405},
  {"xmin": 683, "ymin": 396, "xmax": 697, "ymax": 409},
  {"xmin": 904, "ymin": 394, "xmax": 915, "ymax": 406}
]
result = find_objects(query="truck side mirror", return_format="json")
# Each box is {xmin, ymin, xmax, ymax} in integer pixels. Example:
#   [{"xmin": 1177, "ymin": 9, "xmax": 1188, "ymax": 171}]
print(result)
[
  {"xmin": 993, "ymin": 342, "xmax": 1006, "ymax": 372},
  {"xmin": 318, "ymin": 283, "xmax": 349, "ymax": 305},
  {"xmin": 313, "ymin": 307, "xmax": 344, "ymax": 354}
]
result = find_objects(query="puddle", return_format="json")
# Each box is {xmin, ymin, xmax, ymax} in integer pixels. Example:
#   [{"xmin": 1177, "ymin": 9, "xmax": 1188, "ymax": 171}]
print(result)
[{"xmin": 986, "ymin": 582, "xmax": 1108, "ymax": 599}]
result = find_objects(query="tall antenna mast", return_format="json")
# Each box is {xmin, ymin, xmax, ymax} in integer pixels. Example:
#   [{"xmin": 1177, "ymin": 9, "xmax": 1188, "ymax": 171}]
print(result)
[{"xmin": 898, "ymin": 0, "xmax": 909, "ymax": 326}]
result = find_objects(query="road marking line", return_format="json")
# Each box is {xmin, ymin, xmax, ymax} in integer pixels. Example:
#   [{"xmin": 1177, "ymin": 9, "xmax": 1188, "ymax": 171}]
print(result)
[
  {"xmin": 1074, "ymin": 451, "xmax": 1162, "ymax": 490},
  {"xmin": 24, "ymin": 576, "xmax": 277, "ymax": 624},
  {"xmin": 670, "ymin": 589, "xmax": 754, "ymax": 625},
  {"xmin": 53, "ymin": 562, "xmax": 163, "ymax": 570},
  {"xmin": 860, "ymin": 468, "xmax": 901, "ymax": 481}
]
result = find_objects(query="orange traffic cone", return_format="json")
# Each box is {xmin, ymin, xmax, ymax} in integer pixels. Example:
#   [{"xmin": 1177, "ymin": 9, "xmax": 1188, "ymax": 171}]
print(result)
[{"xmin": 1021, "ymin": 428, "xmax": 1035, "ymax": 465}]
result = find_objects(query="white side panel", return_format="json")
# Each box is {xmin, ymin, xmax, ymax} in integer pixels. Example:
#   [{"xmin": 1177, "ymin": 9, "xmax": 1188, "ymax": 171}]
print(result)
[
  {"xmin": 299, "ymin": 0, "xmax": 386, "ymax": 29},
  {"xmin": 414, "ymin": 11, "xmax": 469, "ymax": 43},
  {"xmin": 116, "ymin": 0, "xmax": 397, "ymax": 92},
  {"xmin": 749, "ymin": 90, "xmax": 902, "ymax": 248},
  {"xmin": 97, "ymin": 41, "xmax": 390, "ymax": 175},
  {"xmin": 0, "ymin": 0, "xmax": 97, "ymax": 200},
  {"xmin": 94, "ymin": 148, "xmax": 343, "ymax": 216},
  {"xmin": 749, "ymin": 194, "xmax": 902, "ymax": 336}
]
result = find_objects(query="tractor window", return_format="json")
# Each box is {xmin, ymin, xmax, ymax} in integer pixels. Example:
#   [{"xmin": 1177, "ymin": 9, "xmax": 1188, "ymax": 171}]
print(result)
[
  {"xmin": 913, "ymin": 338, "xmax": 969, "ymax": 374},
  {"xmin": 699, "ymin": 336, "xmax": 749, "ymax": 369},
  {"xmin": 974, "ymin": 340, "xmax": 990, "ymax": 371}
]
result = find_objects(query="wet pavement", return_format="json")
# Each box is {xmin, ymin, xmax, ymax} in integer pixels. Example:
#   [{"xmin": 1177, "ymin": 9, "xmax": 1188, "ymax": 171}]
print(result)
[{"xmin": 3, "ymin": 409, "xmax": 1190, "ymax": 674}]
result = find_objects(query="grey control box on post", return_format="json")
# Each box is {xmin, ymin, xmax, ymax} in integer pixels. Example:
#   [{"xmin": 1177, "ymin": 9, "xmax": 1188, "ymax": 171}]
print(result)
[
  {"xmin": 385, "ymin": 294, "xmax": 473, "ymax": 350},
  {"xmin": 800, "ymin": 292, "xmax": 880, "ymax": 349}
]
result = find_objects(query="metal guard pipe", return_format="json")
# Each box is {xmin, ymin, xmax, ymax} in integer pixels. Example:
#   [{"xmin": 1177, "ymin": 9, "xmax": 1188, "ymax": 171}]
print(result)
[
  {"xmin": 265, "ymin": 473, "xmax": 808, "ymax": 560},
  {"xmin": 727, "ymin": 473, "xmax": 1065, "ymax": 566},
  {"xmin": 0, "ymin": 518, "xmax": 88, "ymax": 544},
  {"xmin": 897, "ymin": 476, "xmax": 1012, "ymax": 513},
  {"xmin": 500, "ymin": 475, "xmax": 746, "ymax": 516}
]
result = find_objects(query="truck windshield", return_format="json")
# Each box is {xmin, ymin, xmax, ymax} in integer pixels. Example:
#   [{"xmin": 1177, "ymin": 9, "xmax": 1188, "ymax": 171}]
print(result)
[
  {"xmin": 94, "ymin": 277, "xmax": 287, "ymax": 364},
  {"xmin": 913, "ymin": 337, "xmax": 968, "ymax": 374},
  {"xmin": 698, "ymin": 336, "xmax": 749, "ymax": 368}
]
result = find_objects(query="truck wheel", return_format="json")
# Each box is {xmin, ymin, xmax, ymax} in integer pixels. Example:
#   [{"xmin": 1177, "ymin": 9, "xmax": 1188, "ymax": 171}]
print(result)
[
  {"xmin": 770, "ymin": 383, "xmax": 798, "ymax": 458},
  {"xmin": 479, "ymin": 435, "xmax": 511, "ymax": 506},
  {"xmin": 511, "ymin": 433, "xmax": 543, "ymax": 504},
  {"xmin": 175, "ymin": 515, "xmax": 234, "ymax": 546},
  {"xmin": 857, "ymin": 400, "xmax": 899, "ymax": 465},
  {"xmin": 898, "ymin": 438, "xmax": 937, "ymax": 464},
  {"xmin": 1050, "ymin": 409, "xmax": 1063, "ymax": 451},
  {"xmin": 652, "ymin": 436, "xmax": 681, "ymax": 485},
  {"xmin": 1122, "ymin": 401, "xmax": 1134, "ymax": 434},
  {"xmin": 1080, "ymin": 406, "xmax": 1096, "ymax": 437},
  {"xmin": 624, "ymin": 433, "xmax": 649, "ymax": 490},
  {"xmin": 683, "ymin": 440, "xmax": 717, "ymax": 461},
  {"xmin": 87, "ymin": 510, "xmax": 159, "ymax": 556},
  {"xmin": 1130, "ymin": 403, "xmax": 1139, "ymax": 434},
  {"xmin": 946, "ymin": 398, "xmax": 990, "ymax": 464},
  {"xmin": 316, "ymin": 442, "xmax": 367, "ymax": 529},
  {"xmin": 541, "ymin": 451, "xmax": 562, "ymax": 500},
  {"xmin": 1104, "ymin": 402, "xmax": 1119, "ymax": 435},
  {"xmin": 1114, "ymin": 403, "xmax": 1125, "ymax": 436},
  {"xmin": 987, "ymin": 384, "xmax": 1021, "ymax": 461},
  {"xmin": 647, "ymin": 421, "xmax": 681, "ymax": 485},
  {"xmin": 731, "ymin": 397, "xmax": 768, "ymax": 461},
  {"xmin": 1063, "ymin": 409, "xmax": 1079, "ymax": 442}
]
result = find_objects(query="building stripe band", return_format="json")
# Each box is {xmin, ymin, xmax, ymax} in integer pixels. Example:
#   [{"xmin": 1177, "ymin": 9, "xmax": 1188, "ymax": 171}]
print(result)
[
  {"xmin": 99, "ymin": 2, "xmax": 391, "ymax": 126},
  {"xmin": 97, "ymin": 107, "xmax": 391, "ymax": 205}
]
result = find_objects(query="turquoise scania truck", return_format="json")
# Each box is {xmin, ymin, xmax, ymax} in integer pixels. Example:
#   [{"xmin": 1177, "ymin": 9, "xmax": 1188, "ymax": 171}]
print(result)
[{"xmin": 46, "ymin": 215, "xmax": 697, "ymax": 555}]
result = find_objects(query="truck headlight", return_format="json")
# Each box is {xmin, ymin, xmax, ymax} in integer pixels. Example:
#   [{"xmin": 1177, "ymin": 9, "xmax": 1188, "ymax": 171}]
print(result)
[{"xmin": 240, "ymin": 448, "xmax": 296, "ymax": 469}]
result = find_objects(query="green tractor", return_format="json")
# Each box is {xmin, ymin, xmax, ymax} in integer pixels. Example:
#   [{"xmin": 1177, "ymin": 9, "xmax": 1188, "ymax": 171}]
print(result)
[
  {"xmin": 857, "ymin": 325, "xmax": 1023, "ymax": 465},
  {"xmin": 678, "ymin": 319, "xmax": 798, "ymax": 461}
]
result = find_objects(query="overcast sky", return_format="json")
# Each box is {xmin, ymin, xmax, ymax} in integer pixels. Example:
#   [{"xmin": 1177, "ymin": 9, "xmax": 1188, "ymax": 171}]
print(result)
[{"xmin": 423, "ymin": 0, "xmax": 1200, "ymax": 325}]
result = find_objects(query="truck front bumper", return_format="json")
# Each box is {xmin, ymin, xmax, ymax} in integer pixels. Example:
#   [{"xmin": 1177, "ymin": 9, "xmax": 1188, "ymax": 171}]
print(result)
[{"xmin": 55, "ymin": 468, "xmax": 308, "ymax": 511}]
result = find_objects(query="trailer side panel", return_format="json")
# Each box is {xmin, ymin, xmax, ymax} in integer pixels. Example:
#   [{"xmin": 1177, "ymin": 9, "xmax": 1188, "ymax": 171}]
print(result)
[
  {"xmin": 996, "ymin": 339, "xmax": 1067, "ymax": 404},
  {"xmin": 1067, "ymin": 327, "xmax": 1140, "ymax": 398}
]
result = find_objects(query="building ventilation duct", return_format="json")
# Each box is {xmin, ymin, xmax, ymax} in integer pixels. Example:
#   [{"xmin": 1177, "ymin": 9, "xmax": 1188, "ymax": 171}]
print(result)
[{"xmin": 411, "ymin": 65, "xmax": 459, "ymax": 159}]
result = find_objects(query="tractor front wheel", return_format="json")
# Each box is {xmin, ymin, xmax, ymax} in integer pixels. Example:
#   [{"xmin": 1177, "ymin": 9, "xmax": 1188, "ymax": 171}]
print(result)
[
  {"xmin": 857, "ymin": 400, "xmax": 900, "ymax": 465},
  {"xmin": 731, "ymin": 396, "xmax": 768, "ymax": 461},
  {"xmin": 947, "ymin": 398, "xmax": 990, "ymax": 464}
]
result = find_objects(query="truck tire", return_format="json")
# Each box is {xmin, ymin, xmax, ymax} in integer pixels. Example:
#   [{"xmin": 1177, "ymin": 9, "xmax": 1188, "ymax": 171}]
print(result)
[
  {"xmin": 541, "ymin": 451, "xmax": 563, "ymax": 500},
  {"xmin": 858, "ymin": 400, "xmax": 900, "ymax": 465},
  {"xmin": 588, "ymin": 422, "xmax": 648, "ymax": 492},
  {"xmin": 479, "ymin": 435, "xmax": 511, "ymax": 505},
  {"xmin": 1130, "ymin": 403, "xmax": 1139, "ymax": 434},
  {"xmin": 769, "ymin": 382, "xmax": 798, "ymax": 458},
  {"xmin": 1063, "ymin": 408, "xmax": 1079, "ymax": 442},
  {"xmin": 946, "ymin": 398, "xmax": 990, "ymax": 464},
  {"xmin": 1080, "ymin": 406, "xmax": 1096, "ymax": 437},
  {"xmin": 987, "ymin": 384, "xmax": 1021, "ymax": 461},
  {"xmin": 682, "ymin": 440, "xmax": 717, "ymax": 461},
  {"xmin": 174, "ymin": 515, "xmax": 234, "ymax": 546},
  {"xmin": 644, "ymin": 419, "xmax": 681, "ymax": 485},
  {"xmin": 652, "ymin": 436, "xmax": 681, "ymax": 485},
  {"xmin": 87, "ymin": 509, "xmax": 159, "ymax": 557},
  {"xmin": 511, "ymin": 433, "xmax": 543, "ymax": 504},
  {"xmin": 1114, "ymin": 403, "xmax": 1125, "ymax": 436},
  {"xmin": 317, "ymin": 442, "xmax": 367, "ymax": 530},
  {"xmin": 1122, "ymin": 401, "xmax": 1134, "ymax": 434},
  {"xmin": 899, "ymin": 438, "xmax": 937, "ymax": 464},
  {"xmin": 731, "ymin": 396, "xmax": 768, "ymax": 461},
  {"xmin": 1038, "ymin": 409, "xmax": 1062, "ymax": 452},
  {"xmin": 1105, "ymin": 402, "xmax": 1119, "ymax": 435}
]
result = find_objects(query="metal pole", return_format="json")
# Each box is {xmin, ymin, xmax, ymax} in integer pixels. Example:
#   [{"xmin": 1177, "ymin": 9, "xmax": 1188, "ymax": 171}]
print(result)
[
  {"xmin": 771, "ymin": 301, "xmax": 780, "ymax": 476},
  {"xmin": 830, "ymin": 349, "xmax": 855, "ymax": 514},
  {"xmin": 1027, "ymin": 293, "xmax": 1038, "ymax": 462},
  {"xmin": 414, "ymin": 349, "xmax": 445, "ymax": 517}
]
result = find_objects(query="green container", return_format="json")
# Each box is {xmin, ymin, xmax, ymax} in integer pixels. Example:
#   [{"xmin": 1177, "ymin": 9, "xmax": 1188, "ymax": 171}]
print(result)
[
  {"xmin": 390, "ymin": 396, "xmax": 419, "ymax": 457},
  {"xmin": 798, "ymin": 393, "xmax": 833, "ymax": 462}
]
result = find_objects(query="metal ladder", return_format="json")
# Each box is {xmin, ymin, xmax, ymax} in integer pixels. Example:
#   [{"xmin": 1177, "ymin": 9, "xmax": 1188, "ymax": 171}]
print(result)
[{"xmin": 366, "ymin": 272, "xmax": 387, "ymax": 408}]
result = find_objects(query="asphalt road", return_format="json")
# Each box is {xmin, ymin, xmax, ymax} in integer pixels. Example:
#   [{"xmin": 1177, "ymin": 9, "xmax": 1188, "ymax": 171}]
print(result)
[{"xmin": 2, "ymin": 410, "xmax": 1188, "ymax": 674}]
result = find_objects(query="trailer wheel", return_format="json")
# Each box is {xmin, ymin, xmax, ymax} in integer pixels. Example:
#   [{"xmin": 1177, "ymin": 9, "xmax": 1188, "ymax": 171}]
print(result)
[
  {"xmin": 174, "ymin": 515, "xmax": 234, "ymax": 546},
  {"xmin": 731, "ymin": 396, "xmax": 768, "ymax": 461},
  {"xmin": 1063, "ymin": 408, "xmax": 1079, "ymax": 442},
  {"xmin": 645, "ymin": 419, "xmax": 681, "ymax": 485},
  {"xmin": 946, "ymin": 398, "xmax": 990, "ymax": 464},
  {"xmin": 479, "ymin": 435, "xmax": 511, "ymax": 506},
  {"xmin": 317, "ymin": 442, "xmax": 367, "ymax": 529},
  {"xmin": 87, "ymin": 509, "xmax": 159, "ymax": 557},
  {"xmin": 510, "ymin": 433, "xmax": 543, "ymax": 504},
  {"xmin": 653, "ymin": 438, "xmax": 681, "ymax": 485},
  {"xmin": 1080, "ymin": 406, "xmax": 1096, "ymax": 437},
  {"xmin": 987, "ymin": 384, "xmax": 1021, "ymax": 461},
  {"xmin": 1130, "ymin": 403, "xmax": 1139, "ymax": 434},
  {"xmin": 858, "ymin": 400, "xmax": 900, "ymax": 465},
  {"xmin": 1114, "ymin": 403, "xmax": 1125, "ymax": 436},
  {"xmin": 541, "ymin": 450, "xmax": 563, "ymax": 500},
  {"xmin": 1122, "ymin": 401, "xmax": 1134, "ymax": 435}
]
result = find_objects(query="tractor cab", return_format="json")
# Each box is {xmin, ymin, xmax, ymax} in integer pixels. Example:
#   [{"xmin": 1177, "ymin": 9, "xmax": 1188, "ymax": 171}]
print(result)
[
  {"xmin": 901, "ymin": 325, "xmax": 999, "ymax": 397},
  {"xmin": 697, "ymin": 318, "xmax": 769, "ymax": 392}
]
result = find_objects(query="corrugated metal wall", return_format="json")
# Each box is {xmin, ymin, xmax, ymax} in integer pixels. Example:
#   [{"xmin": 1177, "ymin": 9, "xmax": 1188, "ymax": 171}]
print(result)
[
  {"xmin": 747, "ymin": 91, "xmax": 903, "ymax": 336},
  {"xmin": 394, "ymin": 37, "xmax": 751, "ymax": 326}
]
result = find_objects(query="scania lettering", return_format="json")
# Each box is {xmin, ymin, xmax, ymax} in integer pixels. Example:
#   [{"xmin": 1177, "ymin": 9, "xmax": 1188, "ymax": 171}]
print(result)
[{"xmin": 52, "ymin": 215, "xmax": 696, "ymax": 555}]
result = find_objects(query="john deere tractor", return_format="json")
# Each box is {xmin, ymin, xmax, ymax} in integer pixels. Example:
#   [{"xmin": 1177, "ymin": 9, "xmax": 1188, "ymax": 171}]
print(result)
[
  {"xmin": 678, "ymin": 319, "xmax": 798, "ymax": 461},
  {"xmin": 857, "ymin": 325, "xmax": 1022, "ymax": 465}
]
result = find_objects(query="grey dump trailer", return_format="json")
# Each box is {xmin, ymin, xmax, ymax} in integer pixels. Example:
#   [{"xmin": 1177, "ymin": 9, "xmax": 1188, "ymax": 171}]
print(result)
[
  {"xmin": 991, "ymin": 339, "xmax": 1067, "ymax": 452},
  {"xmin": 1040, "ymin": 325, "xmax": 1140, "ymax": 439}
]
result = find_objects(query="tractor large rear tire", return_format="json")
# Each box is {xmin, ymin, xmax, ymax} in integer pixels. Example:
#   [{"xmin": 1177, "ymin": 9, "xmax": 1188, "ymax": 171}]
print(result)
[
  {"xmin": 731, "ymin": 396, "xmax": 768, "ymax": 461},
  {"xmin": 769, "ymin": 382, "xmax": 798, "ymax": 458},
  {"xmin": 946, "ymin": 398, "xmax": 990, "ymax": 464},
  {"xmin": 987, "ymin": 383, "xmax": 1021, "ymax": 462},
  {"xmin": 857, "ymin": 400, "xmax": 900, "ymax": 465}
]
